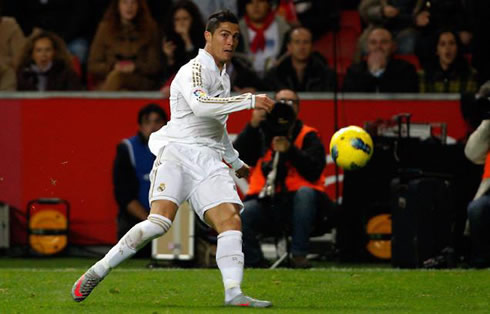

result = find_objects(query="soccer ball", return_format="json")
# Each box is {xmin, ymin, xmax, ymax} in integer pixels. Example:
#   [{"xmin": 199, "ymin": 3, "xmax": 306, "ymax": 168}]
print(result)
[{"xmin": 329, "ymin": 126, "xmax": 374, "ymax": 171}]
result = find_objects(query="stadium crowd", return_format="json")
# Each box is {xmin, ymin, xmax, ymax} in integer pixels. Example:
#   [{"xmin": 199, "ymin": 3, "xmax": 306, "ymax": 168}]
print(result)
[{"xmin": 0, "ymin": 0, "xmax": 487, "ymax": 93}]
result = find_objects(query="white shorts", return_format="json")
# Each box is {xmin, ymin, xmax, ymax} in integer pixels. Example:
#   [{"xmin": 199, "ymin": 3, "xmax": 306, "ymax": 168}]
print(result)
[{"xmin": 149, "ymin": 142, "xmax": 243, "ymax": 222}]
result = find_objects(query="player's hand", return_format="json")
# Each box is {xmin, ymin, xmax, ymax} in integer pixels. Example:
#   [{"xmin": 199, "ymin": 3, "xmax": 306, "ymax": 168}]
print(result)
[
  {"xmin": 254, "ymin": 94, "xmax": 275, "ymax": 113},
  {"xmin": 272, "ymin": 136, "xmax": 290, "ymax": 153},
  {"xmin": 250, "ymin": 109, "xmax": 266, "ymax": 128},
  {"xmin": 235, "ymin": 164, "xmax": 250, "ymax": 179}
]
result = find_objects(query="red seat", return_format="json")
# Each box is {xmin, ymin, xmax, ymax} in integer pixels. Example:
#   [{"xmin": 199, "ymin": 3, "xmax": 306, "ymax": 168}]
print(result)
[{"xmin": 340, "ymin": 10, "xmax": 362, "ymax": 34}]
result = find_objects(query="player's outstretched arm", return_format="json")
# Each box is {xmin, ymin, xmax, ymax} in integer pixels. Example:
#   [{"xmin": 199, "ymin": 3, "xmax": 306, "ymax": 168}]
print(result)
[{"xmin": 254, "ymin": 94, "xmax": 275, "ymax": 113}]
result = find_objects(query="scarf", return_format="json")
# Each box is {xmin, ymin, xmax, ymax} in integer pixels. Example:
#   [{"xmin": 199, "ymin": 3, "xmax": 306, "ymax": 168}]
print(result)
[{"xmin": 245, "ymin": 11, "xmax": 276, "ymax": 53}]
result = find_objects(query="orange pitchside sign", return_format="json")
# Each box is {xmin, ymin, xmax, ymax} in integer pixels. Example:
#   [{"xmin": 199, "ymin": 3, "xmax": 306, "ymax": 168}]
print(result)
[{"xmin": 0, "ymin": 93, "xmax": 468, "ymax": 245}]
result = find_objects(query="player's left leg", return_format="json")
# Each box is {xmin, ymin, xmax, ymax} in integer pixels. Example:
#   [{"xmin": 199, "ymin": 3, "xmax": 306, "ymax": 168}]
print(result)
[{"xmin": 204, "ymin": 203, "xmax": 272, "ymax": 308}]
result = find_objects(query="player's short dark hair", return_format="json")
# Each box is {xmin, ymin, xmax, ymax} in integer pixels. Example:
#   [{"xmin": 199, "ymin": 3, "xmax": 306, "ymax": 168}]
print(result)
[
  {"xmin": 206, "ymin": 9, "xmax": 239, "ymax": 34},
  {"xmin": 138, "ymin": 103, "xmax": 168, "ymax": 125}
]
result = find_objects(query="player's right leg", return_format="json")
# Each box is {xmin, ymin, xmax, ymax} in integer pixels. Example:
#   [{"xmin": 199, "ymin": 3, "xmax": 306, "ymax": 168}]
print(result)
[{"xmin": 71, "ymin": 200, "xmax": 177, "ymax": 302}]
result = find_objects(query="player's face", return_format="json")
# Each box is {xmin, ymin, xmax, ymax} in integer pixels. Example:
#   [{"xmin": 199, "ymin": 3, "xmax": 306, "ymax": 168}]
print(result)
[
  {"xmin": 119, "ymin": 0, "xmax": 138, "ymax": 23},
  {"xmin": 32, "ymin": 37, "xmax": 55, "ymax": 70},
  {"xmin": 367, "ymin": 29, "xmax": 394, "ymax": 58},
  {"xmin": 287, "ymin": 28, "xmax": 313, "ymax": 62},
  {"xmin": 139, "ymin": 112, "xmax": 166, "ymax": 141},
  {"xmin": 437, "ymin": 32, "xmax": 457, "ymax": 68},
  {"xmin": 206, "ymin": 22, "xmax": 240, "ymax": 66}
]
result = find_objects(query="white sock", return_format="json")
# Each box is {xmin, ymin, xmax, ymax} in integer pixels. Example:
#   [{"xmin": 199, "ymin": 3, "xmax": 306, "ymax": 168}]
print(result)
[
  {"xmin": 93, "ymin": 214, "xmax": 172, "ymax": 277},
  {"xmin": 216, "ymin": 230, "xmax": 244, "ymax": 302}
]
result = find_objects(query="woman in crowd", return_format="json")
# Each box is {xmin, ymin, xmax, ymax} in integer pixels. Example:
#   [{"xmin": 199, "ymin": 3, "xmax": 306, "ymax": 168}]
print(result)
[
  {"xmin": 16, "ymin": 31, "xmax": 82, "ymax": 91},
  {"xmin": 161, "ymin": 0, "xmax": 205, "ymax": 84},
  {"xmin": 88, "ymin": 0, "xmax": 161, "ymax": 91},
  {"xmin": 419, "ymin": 29, "xmax": 477, "ymax": 93}
]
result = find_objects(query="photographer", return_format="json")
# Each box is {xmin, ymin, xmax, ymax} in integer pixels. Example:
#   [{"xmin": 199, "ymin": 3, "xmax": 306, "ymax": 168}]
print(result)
[
  {"xmin": 234, "ymin": 89, "xmax": 330, "ymax": 268},
  {"xmin": 465, "ymin": 81, "xmax": 490, "ymax": 268}
]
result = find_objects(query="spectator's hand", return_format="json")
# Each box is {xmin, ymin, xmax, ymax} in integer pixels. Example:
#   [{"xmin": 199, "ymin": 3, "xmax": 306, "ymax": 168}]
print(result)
[
  {"xmin": 272, "ymin": 136, "xmax": 290, "ymax": 153},
  {"xmin": 235, "ymin": 163, "xmax": 250, "ymax": 179},
  {"xmin": 383, "ymin": 5, "xmax": 399, "ymax": 18},
  {"xmin": 254, "ymin": 94, "xmax": 275, "ymax": 113},
  {"xmin": 115, "ymin": 61, "xmax": 135, "ymax": 73},
  {"xmin": 162, "ymin": 40, "xmax": 176, "ymax": 59},
  {"xmin": 250, "ymin": 109, "xmax": 266, "ymax": 128},
  {"xmin": 367, "ymin": 50, "xmax": 387, "ymax": 72},
  {"xmin": 459, "ymin": 31, "xmax": 473, "ymax": 46},
  {"xmin": 415, "ymin": 11, "xmax": 430, "ymax": 27}
]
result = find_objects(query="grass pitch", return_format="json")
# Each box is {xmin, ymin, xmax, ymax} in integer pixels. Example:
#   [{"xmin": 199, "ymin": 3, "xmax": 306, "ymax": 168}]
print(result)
[{"xmin": 0, "ymin": 258, "xmax": 489, "ymax": 313}]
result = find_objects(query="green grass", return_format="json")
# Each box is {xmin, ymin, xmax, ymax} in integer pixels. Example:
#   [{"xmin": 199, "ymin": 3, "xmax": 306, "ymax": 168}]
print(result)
[{"xmin": 0, "ymin": 258, "xmax": 489, "ymax": 313}]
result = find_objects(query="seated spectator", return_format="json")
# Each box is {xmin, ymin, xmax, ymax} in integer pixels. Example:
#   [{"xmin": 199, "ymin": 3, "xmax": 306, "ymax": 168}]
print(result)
[
  {"xmin": 237, "ymin": 0, "xmax": 290, "ymax": 77},
  {"xmin": 0, "ymin": 14, "xmax": 26, "ymax": 71},
  {"xmin": 88, "ymin": 0, "xmax": 161, "ymax": 91},
  {"xmin": 190, "ymin": 0, "xmax": 238, "ymax": 22},
  {"xmin": 234, "ymin": 89, "xmax": 333, "ymax": 268},
  {"xmin": 414, "ymin": 0, "xmax": 473, "ymax": 67},
  {"xmin": 464, "ymin": 81, "xmax": 490, "ymax": 268},
  {"xmin": 264, "ymin": 26, "xmax": 336, "ymax": 92},
  {"xmin": 419, "ymin": 30, "xmax": 477, "ymax": 93},
  {"xmin": 16, "ymin": 31, "xmax": 82, "ymax": 91},
  {"xmin": 113, "ymin": 103, "xmax": 167, "ymax": 257},
  {"xmin": 358, "ymin": 0, "xmax": 419, "ymax": 55},
  {"xmin": 0, "ymin": 62, "xmax": 16, "ymax": 91},
  {"xmin": 161, "ymin": 0, "xmax": 205, "ymax": 85},
  {"xmin": 342, "ymin": 26, "xmax": 418, "ymax": 93},
  {"xmin": 3, "ymin": 1, "xmax": 92, "ymax": 67},
  {"xmin": 228, "ymin": 54, "xmax": 268, "ymax": 93}
]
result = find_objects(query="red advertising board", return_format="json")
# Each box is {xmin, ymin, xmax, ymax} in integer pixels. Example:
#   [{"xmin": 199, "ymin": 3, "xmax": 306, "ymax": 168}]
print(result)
[{"xmin": 0, "ymin": 95, "xmax": 468, "ymax": 245}]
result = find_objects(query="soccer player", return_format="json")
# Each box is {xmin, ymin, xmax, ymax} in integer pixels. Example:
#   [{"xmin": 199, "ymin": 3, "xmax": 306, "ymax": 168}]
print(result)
[{"xmin": 71, "ymin": 10, "xmax": 275, "ymax": 307}]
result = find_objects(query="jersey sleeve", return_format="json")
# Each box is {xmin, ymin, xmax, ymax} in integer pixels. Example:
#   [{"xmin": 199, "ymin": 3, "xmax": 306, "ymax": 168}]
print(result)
[
  {"xmin": 181, "ymin": 60, "xmax": 256, "ymax": 117},
  {"xmin": 221, "ymin": 125, "xmax": 244, "ymax": 170}
]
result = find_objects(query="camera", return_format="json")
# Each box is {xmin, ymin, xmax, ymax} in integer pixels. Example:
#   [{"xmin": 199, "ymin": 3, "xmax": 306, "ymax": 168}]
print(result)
[{"xmin": 262, "ymin": 101, "xmax": 297, "ymax": 137}]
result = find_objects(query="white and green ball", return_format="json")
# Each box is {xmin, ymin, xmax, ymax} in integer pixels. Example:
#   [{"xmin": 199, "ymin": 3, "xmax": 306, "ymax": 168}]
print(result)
[{"xmin": 329, "ymin": 126, "xmax": 374, "ymax": 171}]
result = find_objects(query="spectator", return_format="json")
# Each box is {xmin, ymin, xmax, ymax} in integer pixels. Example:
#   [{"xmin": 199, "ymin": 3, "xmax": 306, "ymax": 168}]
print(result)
[
  {"xmin": 342, "ymin": 27, "xmax": 418, "ymax": 93},
  {"xmin": 228, "ymin": 54, "xmax": 268, "ymax": 93},
  {"xmin": 161, "ymin": 0, "xmax": 205, "ymax": 85},
  {"xmin": 113, "ymin": 103, "xmax": 167, "ymax": 256},
  {"xmin": 419, "ymin": 30, "xmax": 477, "ymax": 93},
  {"xmin": 16, "ymin": 31, "xmax": 82, "ymax": 91},
  {"xmin": 0, "ymin": 62, "xmax": 16, "ymax": 91},
  {"xmin": 264, "ymin": 26, "xmax": 336, "ymax": 92},
  {"xmin": 4, "ymin": 0, "xmax": 92, "ymax": 67},
  {"xmin": 358, "ymin": 0, "xmax": 419, "ymax": 55},
  {"xmin": 88, "ymin": 0, "xmax": 161, "ymax": 91},
  {"xmin": 189, "ymin": 0, "xmax": 238, "ymax": 22},
  {"xmin": 237, "ymin": 0, "xmax": 290, "ymax": 77},
  {"xmin": 414, "ymin": 0, "xmax": 473, "ymax": 67},
  {"xmin": 234, "ymin": 89, "xmax": 332, "ymax": 268},
  {"xmin": 464, "ymin": 81, "xmax": 490, "ymax": 268},
  {"xmin": 292, "ymin": 0, "xmax": 340, "ymax": 41},
  {"xmin": 0, "ymin": 14, "xmax": 26, "ymax": 71}
]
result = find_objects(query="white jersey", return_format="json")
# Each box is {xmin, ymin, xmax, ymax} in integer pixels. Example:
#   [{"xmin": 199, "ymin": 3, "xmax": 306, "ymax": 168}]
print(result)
[{"xmin": 149, "ymin": 49, "xmax": 256, "ymax": 170}]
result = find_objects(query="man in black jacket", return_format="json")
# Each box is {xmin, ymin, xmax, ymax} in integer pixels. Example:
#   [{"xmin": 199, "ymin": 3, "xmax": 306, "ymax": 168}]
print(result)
[
  {"xmin": 264, "ymin": 26, "xmax": 336, "ymax": 92},
  {"xmin": 234, "ymin": 89, "xmax": 331, "ymax": 268},
  {"xmin": 342, "ymin": 26, "xmax": 418, "ymax": 93}
]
